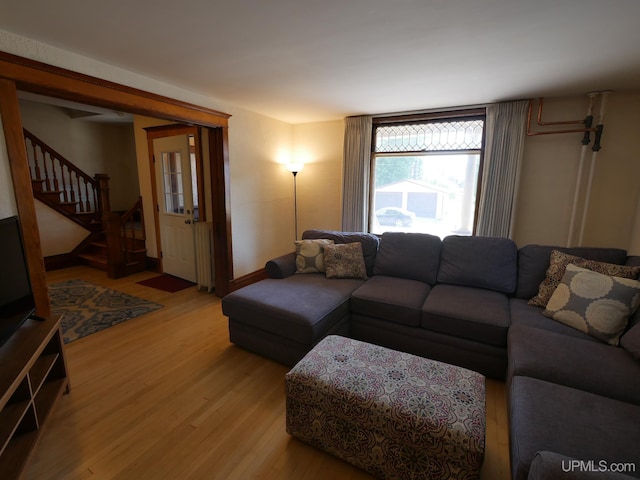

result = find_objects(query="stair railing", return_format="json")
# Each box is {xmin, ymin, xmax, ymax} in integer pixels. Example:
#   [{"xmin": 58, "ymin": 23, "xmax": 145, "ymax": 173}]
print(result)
[
  {"xmin": 24, "ymin": 129, "xmax": 105, "ymax": 228},
  {"xmin": 104, "ymin": 196, "xmax": 146, "ymax": 278},
  {"xmin": 24, "ymin": 129, "xmax": 146, "ymax": 278},
  {"xmin": 120, "ymin": 196, "xmax": 146, "ymax": 264}
]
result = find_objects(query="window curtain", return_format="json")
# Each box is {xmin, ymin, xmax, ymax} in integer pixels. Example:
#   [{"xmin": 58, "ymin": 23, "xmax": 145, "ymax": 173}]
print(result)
[
  {"xmin": 341, "ymin": 115, "xmax": 372, "ymax": 231},
  {"xmin": 476, "ymin": 100, "xmax": 528, "ymax": 238}
]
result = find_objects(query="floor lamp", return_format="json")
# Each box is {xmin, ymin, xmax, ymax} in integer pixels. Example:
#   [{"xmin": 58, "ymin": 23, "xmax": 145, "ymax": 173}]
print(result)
[{"xmin": 287, "ymin": 162, "xmax": 304, "ymax": 240}]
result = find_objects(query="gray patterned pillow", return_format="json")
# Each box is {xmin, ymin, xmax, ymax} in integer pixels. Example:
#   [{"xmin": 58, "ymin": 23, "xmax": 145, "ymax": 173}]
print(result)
[
  {"xmin": 543, "ymin": 264, "xmax": 640, "ymax": 345},
  {"xmin": 529, "ymin": 250, "xmax": 640, "ymax": 307},
  {"xmin": 295, "ymin": 239, "xmax": 334, "ymax": 273},
  {"xmin": 324, "ymin": 242, "xmax": 367, "ymax": 280}
]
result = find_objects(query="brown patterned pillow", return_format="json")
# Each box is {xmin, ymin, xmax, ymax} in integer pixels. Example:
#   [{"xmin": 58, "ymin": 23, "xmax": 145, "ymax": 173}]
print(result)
[
  {"xmin": 324, "ymin": 242, "xmax": 367, "ymax": 280},
  {"xmin": 295, "ymin": 239, "xmax": 334, "ymax": 273},
  {"xmin": 543, "ymin": 264, "xmax": 640, "ymax": 345},
  {"xmin": 529, "ymin": 250, "xmax": 640, "ymax": 307}
]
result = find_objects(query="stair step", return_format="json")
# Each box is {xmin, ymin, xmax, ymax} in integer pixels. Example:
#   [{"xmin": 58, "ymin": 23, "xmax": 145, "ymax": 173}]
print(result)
[
  {"xmin": 38, "ymin": 190, "xmax": 64, "ymax": 200},
  {"xmin": 31, "ymin": 179, "xmax": 48, "ymax": 192},
  {"xmin": 58, "ymin": 202, "xmax": 79, "ymax": 214},
  {"xmin": 77, "ymin": 253, "xmax": 108, "ymax": 269}
]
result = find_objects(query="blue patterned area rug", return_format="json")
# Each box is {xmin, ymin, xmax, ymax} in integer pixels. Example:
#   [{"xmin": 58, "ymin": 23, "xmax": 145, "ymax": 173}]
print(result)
[{"xmin": 49, "ymin": 279, "xmax": 163, "ymax": 343}]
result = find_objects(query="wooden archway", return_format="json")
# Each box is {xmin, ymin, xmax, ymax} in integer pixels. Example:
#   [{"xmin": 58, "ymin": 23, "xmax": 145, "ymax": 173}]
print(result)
[{"xmin": 0, "ymin": 51, "xmax": 234, "ymax": 312}]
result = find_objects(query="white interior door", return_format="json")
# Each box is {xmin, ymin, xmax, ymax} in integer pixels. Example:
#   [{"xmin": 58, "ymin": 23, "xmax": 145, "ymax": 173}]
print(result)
[{"xmin": 153, "ymin": 135, "xmax": 197, "ymax": 282}]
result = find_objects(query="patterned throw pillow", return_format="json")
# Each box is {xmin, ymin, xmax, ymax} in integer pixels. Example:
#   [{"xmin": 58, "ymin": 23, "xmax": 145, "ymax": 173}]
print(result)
[
  {"xmin": 324, "ymin": 242, "xmax": 367, "ymax": 280},
  {"xmin": 543, "ymin": 264, "xmax": 640, "ymax": 345},
  {"xmin": 529, "ymin": 250, "xmax": 640, "ymax": 307},
  {"xmin": 295, "ymin": 239, "xmax": 334, "ymax": 273}
]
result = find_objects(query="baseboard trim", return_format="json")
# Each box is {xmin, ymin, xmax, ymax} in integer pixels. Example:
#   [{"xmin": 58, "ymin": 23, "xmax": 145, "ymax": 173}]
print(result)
[
  {"xmin": 44, "ymin": 253, "xmax": 80, "ymax": 271},
  {"xmin": 145, "ymin": 256, "xmax": 160, "ymax": 272},
  {"xmin": 229, "ymin": 268, "xmax": 268, "ymax": 292}
]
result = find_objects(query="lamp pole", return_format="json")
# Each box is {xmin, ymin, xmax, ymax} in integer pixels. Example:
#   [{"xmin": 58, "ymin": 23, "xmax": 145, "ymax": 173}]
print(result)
[
  {"xmin": 286, "ymin": 162, "xmax": 304, "ymax": 241},
  {"xmin": 292, "ymin": 170, "xmax": 299, "ymax": 241}
]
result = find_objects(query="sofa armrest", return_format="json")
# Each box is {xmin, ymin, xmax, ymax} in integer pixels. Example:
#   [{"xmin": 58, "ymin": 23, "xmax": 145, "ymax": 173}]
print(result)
[{"xmin": 265, "ymin": 252, "xmax": 297, "ymax": 278}]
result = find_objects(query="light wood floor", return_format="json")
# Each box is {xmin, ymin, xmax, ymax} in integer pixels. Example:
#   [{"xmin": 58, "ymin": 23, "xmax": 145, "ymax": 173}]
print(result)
[{"xmin": 26, "ymin": 266, "xmax": 511, "ymax": 480}]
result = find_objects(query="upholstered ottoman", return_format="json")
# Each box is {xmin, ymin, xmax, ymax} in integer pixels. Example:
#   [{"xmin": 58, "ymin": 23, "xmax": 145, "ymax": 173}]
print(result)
[{"xmin": 285, "ymin": 335, "xmax": 486, "ymax": 480}]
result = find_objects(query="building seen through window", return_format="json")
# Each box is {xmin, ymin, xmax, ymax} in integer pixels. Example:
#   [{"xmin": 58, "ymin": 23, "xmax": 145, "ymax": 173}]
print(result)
[{"xmin": 370, "ymin": 114, "xmax": 485, "ymax": 238}]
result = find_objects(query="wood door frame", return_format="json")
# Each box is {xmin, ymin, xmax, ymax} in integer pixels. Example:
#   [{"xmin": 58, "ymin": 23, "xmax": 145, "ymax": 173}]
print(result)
[
  {"xmin": 145, "ymin": 124, "xmax": 202, "ymax": 277},
  {"xmin": 0, "ymin": 51, "xmax": 234, "ymax": 298}
]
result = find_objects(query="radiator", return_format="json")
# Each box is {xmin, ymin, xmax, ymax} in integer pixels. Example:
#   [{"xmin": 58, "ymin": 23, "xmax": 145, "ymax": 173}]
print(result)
[{"xmin": 195, "ymin": 221, "xmax": 215, "ymax": 292}]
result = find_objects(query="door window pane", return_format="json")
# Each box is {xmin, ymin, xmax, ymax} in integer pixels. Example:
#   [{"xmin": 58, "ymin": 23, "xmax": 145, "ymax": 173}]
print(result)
[{"xmin": 161, "ymin": 152, "xmax": 185, "ymax": 214}]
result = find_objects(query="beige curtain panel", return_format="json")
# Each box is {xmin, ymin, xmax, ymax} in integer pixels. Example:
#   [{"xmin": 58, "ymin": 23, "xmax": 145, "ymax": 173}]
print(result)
[
  {"xmin": 341, "ymin": 115, "xmax": 372, "ymax": 232},
  {"xmin": 476, "ymin": 100, "xmax": 528, "ymax": 238}
]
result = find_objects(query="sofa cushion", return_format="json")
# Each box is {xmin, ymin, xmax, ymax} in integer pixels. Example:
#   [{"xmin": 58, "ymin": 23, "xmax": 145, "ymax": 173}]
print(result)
[
  {"xmin": 509, "ymin": 298, "xmax": 599, "ymax": 342},
  {"xmin": 294, "ymin": 239, "xmax": 334, "ymax": 273},
  {"xmin": 302, "ymin": 229, "xmax": 380, "ymax": 276},
  {"xmin": 350, "ymin": 275, "xmax": 431, "ymax": 327},
  {"xmin": 626, "ymin": 255, "xmax": 640, "ymax": 268},
  {"xmin": 621, "ymin": 322, "xmax": 640, "ymax": 361},
  {"xmin": 373, "ymin": 232, "xmax": 441, "ymax": 284},
  {"xmin": 528, "ymin": 451, "xmax": 638, "ymax": 480},
  {"xmin": 221, "ymin": 274, "xmax": 365, "ymax": 345},
  {"xmin": 509, "ymin": 376, "xmax": 640, "ymax": 480},
  {"xmin": 515, "ymin": 245, "xmax": 628, "ymax": 300},
  {"xmin": 543, "ymin": 264, "xmax": 640, "ymax": 345},
  {"xmin": 437, "ymin": 235, "xmax": 518, "ymax": 293},
  {"xmin": 508, "ymin": 324, "xmax": 640, "ymax": 405},
  {"xmin": 422, "ymin": 284, "xmax": 511, "ymax": 347},
  {"xmin": 323, "ymin": 242, "xmax": 367, "ymax": 279},
  {"xmin": 529, "ymin": 250, "xmax": 640, "ymax": 308}
]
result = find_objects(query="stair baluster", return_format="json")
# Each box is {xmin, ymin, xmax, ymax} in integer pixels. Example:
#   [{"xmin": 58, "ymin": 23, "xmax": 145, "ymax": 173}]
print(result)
[{"xmin": 24, "ymin": 129, "xmax": 147, "ymax": 278}]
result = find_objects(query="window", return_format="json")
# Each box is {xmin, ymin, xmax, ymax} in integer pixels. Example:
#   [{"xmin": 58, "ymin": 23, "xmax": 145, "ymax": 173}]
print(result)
[
  {"xmin": 370, "ymin": 111, "xmax": 485, "ymax": 238},
  {"xmin": 161, "ymin": 151, "xmax": 185, "ymax": 214}
]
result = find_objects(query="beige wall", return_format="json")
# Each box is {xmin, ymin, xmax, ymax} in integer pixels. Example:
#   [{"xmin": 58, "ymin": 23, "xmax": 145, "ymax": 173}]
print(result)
[
  {"xmin": 34, "ymin": 200, "xmax": 88, "ymax": 256},
  {"xmin": 1, "ymin": 31, "xmax": 295, "ymax": 278},
  {"xmin": 2, "ymin": 29, "xmax": 640, "ymax": 277},
  {"xmin": 20, "ymin": 100, "xmax": 139, "ymax": 211},
  {"xmin": 512, "ymin": 92, "xmax": 640, "ymax": 253},
  {"xmin": 293, "ymin": 120, "xmax": 344, "ymax": 235},
  {"xmin": 227, "ymin": 109, "xmax": 293, "ymax": 276},
  {"xmin": 131, "ymin": 115, "xmax": 173, "ymax": 259},
  {"xmin": 19, "ymin": 100, "xmax": 141, "ymax": 255},
  {"xmin": 70, "ymin": 121, "xmax": 139, "ymax": 211},
  {"xmin": 0, "ymin": 115, "xmax": 18, "ymax": 219}
]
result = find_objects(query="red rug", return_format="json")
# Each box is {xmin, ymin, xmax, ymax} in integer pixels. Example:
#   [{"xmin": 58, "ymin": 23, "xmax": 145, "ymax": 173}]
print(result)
[{"xmin": 137, "ymin": 274, "xmax": 196, "ymax": 293}]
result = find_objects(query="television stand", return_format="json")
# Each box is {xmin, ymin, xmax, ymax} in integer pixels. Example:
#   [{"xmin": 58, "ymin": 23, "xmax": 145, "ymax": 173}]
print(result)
[{"xmin": 0, "ymin": 315, "xmax": 69, "ymax": 479}]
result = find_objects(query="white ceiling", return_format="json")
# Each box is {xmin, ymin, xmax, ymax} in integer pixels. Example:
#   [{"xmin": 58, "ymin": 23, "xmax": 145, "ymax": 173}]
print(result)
[{"xmin": 2, "ymin": 0, "xmax": 640, "ymax": 124}]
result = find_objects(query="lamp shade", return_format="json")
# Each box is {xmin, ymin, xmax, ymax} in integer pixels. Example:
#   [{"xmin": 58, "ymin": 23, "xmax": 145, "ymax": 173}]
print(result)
[{"xmin": 286, "ymin": 162, "xmax": 305, "ymax": 174}]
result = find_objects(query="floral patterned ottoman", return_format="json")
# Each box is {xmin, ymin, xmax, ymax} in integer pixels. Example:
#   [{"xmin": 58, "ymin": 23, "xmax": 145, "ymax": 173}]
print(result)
[{"xmin": 285, "ymin": 335, "xmax": 486, "ymax": 480}]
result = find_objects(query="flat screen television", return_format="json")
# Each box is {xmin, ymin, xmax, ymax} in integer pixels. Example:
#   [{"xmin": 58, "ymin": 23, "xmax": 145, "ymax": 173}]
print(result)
[{"xmin": 0, "ymin": 215, "xmax": 37, "ymax": 348}]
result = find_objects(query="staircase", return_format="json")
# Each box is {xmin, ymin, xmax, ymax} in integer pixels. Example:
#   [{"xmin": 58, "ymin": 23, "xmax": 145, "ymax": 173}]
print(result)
[{"xmin": 24, "ymin": 129, "xmax": 147, "ymax": 278}]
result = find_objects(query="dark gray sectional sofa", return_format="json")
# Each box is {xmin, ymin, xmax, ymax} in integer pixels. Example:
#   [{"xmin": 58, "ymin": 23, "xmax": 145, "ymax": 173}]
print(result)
[
  {"xmin": 508, "ymin": 248, "xmax": 640, "ymax": 480},
  {"xmin": 221, "ymin": 229, "xmax": 640, "ymax": 480}
]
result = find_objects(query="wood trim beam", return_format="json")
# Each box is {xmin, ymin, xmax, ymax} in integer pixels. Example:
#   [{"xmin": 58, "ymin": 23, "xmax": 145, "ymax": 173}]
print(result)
[
  {"xmin": 144, "ymin": 124, "xmax": 199, "ymax": 139},
  {"xmin": 372, "ymin": 108, "xmax": 486, "ymax": 125},
  {"xmin": 209, "ymin": 127, "xmax": 233, "ymax": 297},
  {"xmin": 0, "ymin": 78, "xmax": 51, "ymax": 317},
  {"xmin": 0, "ymin": 51, "xmax": 234, "ymax": 298},
  {"xmin": 0, "ymin": 51, "xmax": 229, "ymax": 128}
]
